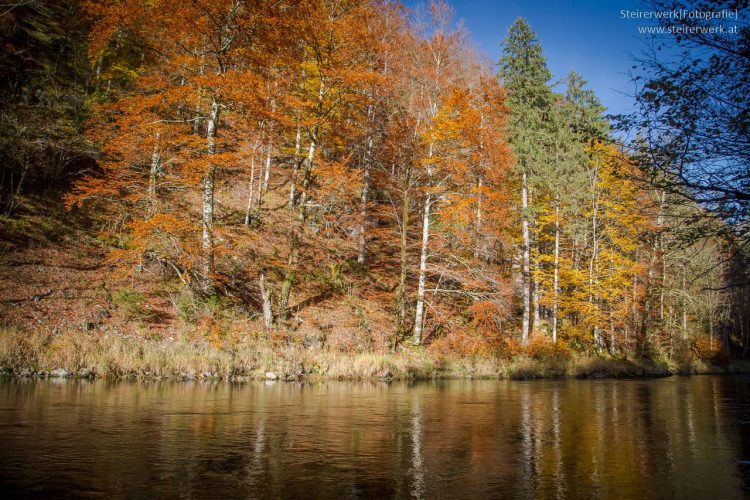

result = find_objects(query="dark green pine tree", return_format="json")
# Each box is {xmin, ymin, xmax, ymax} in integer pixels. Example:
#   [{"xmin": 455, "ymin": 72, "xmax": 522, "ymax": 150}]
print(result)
[
  {"xmin": 498, "ymin": 18, "xmax": 554, "ymax": 344},
  {"xmin": 562, "ymin": 71, "xmax": 608, "ymax": 145}
]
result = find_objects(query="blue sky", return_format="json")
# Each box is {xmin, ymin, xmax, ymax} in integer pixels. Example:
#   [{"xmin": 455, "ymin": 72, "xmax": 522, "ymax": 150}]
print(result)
[{"xmin": 404, "ymin": 0, "xmax": 661, "ymax": 117}]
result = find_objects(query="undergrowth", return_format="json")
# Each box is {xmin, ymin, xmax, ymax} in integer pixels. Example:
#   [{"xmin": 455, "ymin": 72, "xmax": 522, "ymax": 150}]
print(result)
[{"xmin": 0, "ymin": 327, "xmax": 736, "ymax": 381}]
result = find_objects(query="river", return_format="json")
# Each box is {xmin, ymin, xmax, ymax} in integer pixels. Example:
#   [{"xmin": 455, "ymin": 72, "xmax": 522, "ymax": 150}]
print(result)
[{"xmin": 1, "ymin": 376, "xmax": 749, "ymax": 498}]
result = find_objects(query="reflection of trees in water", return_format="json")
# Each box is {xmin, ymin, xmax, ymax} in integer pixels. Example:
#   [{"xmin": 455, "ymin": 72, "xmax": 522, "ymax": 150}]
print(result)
[
  {"xmin": 245, "ymin": 417, "xmax": 265, "ymax": 481},
  {"xmin": 718, "ymin": 377, "xmax": 750, "ymax": 495},
  {"xmin": 683, "ymin": 381, "xmax": 696, "ymax": 454},
  {"xmin": 520, "ymin": 387, "xmax": 534, "ymax": 498},
  {"xmin": 552, "ymin": 387, "xmax": 564, "ymax": 499},
  {"xmin": 0, "ymin": 378, "xmax": 748, "ymax": 498},
  {"xmin": 410, "ymin": 398, "xmax": 425, "ymax": 499}
]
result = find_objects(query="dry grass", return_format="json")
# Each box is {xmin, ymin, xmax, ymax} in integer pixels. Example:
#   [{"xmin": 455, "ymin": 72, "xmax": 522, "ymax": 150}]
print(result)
[
  {"xmin": 0, "ymin": 327, "xmax": 445, "ymax": 380},
  {"xmin": 1, "ymin": 327, "xmax": 740, "ymax": 381},
  {"xmin": 572, "ymin": 355, "xmax": 673, "ymax": 378},
  {"xmin": 506, "ymin": 355, "xmax": 569, "ymax": 379},
  {"xmin": 503, "ymin": 353, "xmax": 679, "ymax": 380},
  {"xmin": 0, "ymin": 327, "xmax": 498, "ymax": 380}
]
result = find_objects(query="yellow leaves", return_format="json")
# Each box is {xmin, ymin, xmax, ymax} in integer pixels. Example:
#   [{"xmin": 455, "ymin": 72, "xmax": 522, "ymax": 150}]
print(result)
[
  {"xmin": 591, "ymin": 145, "xmax": 645, "ymax": 259},
  {"xmin": 439, "ymin": 193, "xmax": 474, "ymax": 227},
  {"xmin": 425, "ymin": 88, "xmax": 479, "ymax": 150},
  {"xmin": 523, "ymin": 141, "xmax": 650, "ymax": 343}
]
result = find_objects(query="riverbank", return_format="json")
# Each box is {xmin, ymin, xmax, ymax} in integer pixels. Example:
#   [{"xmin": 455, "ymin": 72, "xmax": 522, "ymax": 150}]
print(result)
[{"xmin": 1, "ymin": 328, "xmax": 745, "ymax": 382}]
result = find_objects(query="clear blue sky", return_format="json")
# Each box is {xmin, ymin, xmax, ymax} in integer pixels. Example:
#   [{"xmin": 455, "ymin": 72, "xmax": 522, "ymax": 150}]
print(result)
[{"xmin": 404, "ymin": 0, "xmax": 660, "ymax": 117}]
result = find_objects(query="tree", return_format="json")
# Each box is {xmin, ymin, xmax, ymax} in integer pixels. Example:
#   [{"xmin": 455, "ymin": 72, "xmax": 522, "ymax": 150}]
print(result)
[
  {"xmin": 277, "ymin": 0, "xmax": 382, "ymax": 320},
  {"xmin": 499, "ymin": 18, "xmax": 554, "ymax": 345},
  {"xmin": 622, "ymin": 0, "xmax": 750, "ymax": 241},
  {"xmin": 620, "ymin": 0, "xmax": 750, "ymax": 356},
  {"xmin": 68, "ymin": 0, "xmax": 272, "ymax": 295},
  {"xmin": 0, "ymin": 0, "xmax": 93, "ymax": 214}
]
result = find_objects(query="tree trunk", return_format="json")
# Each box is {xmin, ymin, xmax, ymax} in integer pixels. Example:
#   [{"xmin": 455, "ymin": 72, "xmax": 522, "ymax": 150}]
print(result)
[
  {"xmin": 588, "ymin": 167, "xmax": 600, "ymax": 348},
  {"xmin": 279, "ymin": 76, "xmax": 324, "ymax": 320},
  {"xmin": 610, "ymin": 309, "xmax": 616, "ymax": 354},
  {"xmin": 289, "ymin": 119, "xmax": 301, "ymax": 208},
  {"xmin": 413, "ymin": 142, "xmax": 433, "ymax": 346},
  {"xmin": 631, "ymin": 273, "xmax": 638, "ymax": 349},
  {"xmin": 412, "ymin": 191, "xmax": 430, "ymax": 346},
  {"xmin": 279, "ymin": 131, "xmax": 317, "ymax": 320},
  {"xmin": 681, "ymin": 262, "xmax": 687, "ymax": 339},
  {"xmin": 262, "ymin": 136, "xmax": 272, "ymax": 195},
  {"xmin": 660, "ymin": 261, "xmax": 666, "ymax": 322},
  {"xmin": 244, "ymin": 133, "xmax": 262, "ymax": 226},
  {"xmin": 533, "ymin": 277, "xmax": 541, "ymax": 332},
  {"xmin": 357, "ymin": 105, "xmax": 374, "ymax": 265},
  {"xmin": 193, "ymin": 103, "xmax": 202, "ymax": 135},
  {"xmin": 474, "ymin": 176, "xmax": 483, "ymax": 260},
  {"xmin": 262, "ymin": 99, "xmax": 275, "ymax": 196},
  {"xmin": 658, "ymin": 190, "xmax": 666, "ymax": 323},
  {"xmin": 668, "ymin": 304, "xmax": 674, "ymax": 356},
  {"xmin": 148, "ymin": 132, "xmax": 160, "ymax": 206},
  {"xmin": 256, "ymin": 134, "xmax": 272, "ymax": 220},
  {"xmin": 521, "ymin": 170, "xmax": 531, "ymax": 345},
  {"xmin": 244, "ymin": 149, "xmax": 257, "ymax": 226},
  {"xmin": 552, "ymin": 198, "xmax": 560, "ymax": 344},
  {"xmin": 259, "ymin": 272, "xmax": 273, "ymax": 329},
  {"xmin": 397, "ymin": 166, "xmax": 411, "ymax": 336},
  {"xmin": 640, "ymin": 247, "xmax": 658, "ymax": 356},
  {"xmin": 289, "ymin": 70, "xmax": 306, "ymax": 209},
  {"xmin": 201, "ymin": 98, "xmax": 219, "ymax": 295}
]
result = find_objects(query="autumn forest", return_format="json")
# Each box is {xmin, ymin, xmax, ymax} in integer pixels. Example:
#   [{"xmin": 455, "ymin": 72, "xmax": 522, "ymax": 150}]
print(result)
[{"xmin": 1, "ymin": 0, "xmax": 749, "ymax": 380}]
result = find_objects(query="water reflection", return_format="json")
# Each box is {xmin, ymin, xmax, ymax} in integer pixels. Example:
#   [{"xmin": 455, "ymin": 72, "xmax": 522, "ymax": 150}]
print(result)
[
  {"xmin": 0, "ymin": 376, "xmax": 749, "ymax": 498},
  {"xmin": 410, "ymin": 398, "xmax": 424, "ymax": 499},
  {"xmin": 552, "ymin": 387, "xmax": 564, "ymax": 499}
]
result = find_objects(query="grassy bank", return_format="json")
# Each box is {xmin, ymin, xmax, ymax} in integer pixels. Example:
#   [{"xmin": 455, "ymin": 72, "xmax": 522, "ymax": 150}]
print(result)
[{"xmin": 1, "ymin": 328, "xmax": 744, "ymax": 382}]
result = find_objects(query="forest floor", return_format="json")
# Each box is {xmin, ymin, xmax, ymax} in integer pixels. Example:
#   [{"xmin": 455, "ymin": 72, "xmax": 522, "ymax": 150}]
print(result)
[{"xmin": 1, "ymin": 193, "xmax": 745, "ymax": 382}]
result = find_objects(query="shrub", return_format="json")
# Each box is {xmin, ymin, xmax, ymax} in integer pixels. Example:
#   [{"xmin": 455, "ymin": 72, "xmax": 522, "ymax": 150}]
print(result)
[
  {"xmin": 112, "ymin": 288, "xmax": 154, "ymax": 321},
  {"xmin": 693, "ymin": 335, "xmax": 720, "ymax": 360},
  {"xmin": 0, "ymin": 328, "xmax": 51, "ymax": 369}
]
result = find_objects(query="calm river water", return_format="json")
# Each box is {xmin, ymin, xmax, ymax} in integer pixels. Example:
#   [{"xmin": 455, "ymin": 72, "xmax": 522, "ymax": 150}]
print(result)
[{"xmin": 1, "ymin": 376, "xmax": 749, "ymax": 498}]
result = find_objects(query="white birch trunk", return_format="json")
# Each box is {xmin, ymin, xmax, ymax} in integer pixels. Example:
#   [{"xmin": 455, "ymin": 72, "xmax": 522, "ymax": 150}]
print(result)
[
  {"xmin": 521, "ymin": 170, "xmax": 531, "ymax": 345},
  {"xmin": 413, "ymin": 142, "xmax": 433, "ymax": 346},
  {"xmin": 412, "ymin": 193, "xmax": 431, "ymax": 346},
  {"xmin": 202, "ymin": 98, "xmax": 219, "ymax": 294},
  {"xmin": 244, "ymin": 130, "xmax": 263, "ymax": 225},
  {"xmin": 262, "ymin": 137, "xmax": 272, "ymax": 194},
  {"xmin": 262, "ymin": 98, "xmax": 275, "ymax": 196}
]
